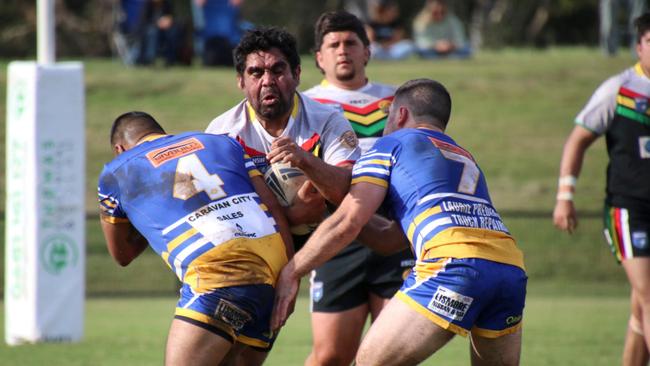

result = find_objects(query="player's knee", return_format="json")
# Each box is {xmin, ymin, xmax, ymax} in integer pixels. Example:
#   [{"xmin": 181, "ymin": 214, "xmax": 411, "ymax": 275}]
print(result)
[
  {"xmin": 630, "ymin": 315, "xmax": 644, "ymax": 336},
  {"xmin": 312, "ymin": 348, "xmax": 355, "ymax": 366},
  {"xmin": 633, "ymin": 286, "xmax": 650, "ymax": 305},
  {"xmin": 355, "ymin": 342, "xmax": 381, "ymax": 366}
]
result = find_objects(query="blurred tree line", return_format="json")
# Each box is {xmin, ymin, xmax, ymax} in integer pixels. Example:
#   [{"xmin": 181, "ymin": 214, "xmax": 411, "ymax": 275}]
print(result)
[{"xmin": 0, "ymin": 0, "xmax": 600, "ymax": 59}]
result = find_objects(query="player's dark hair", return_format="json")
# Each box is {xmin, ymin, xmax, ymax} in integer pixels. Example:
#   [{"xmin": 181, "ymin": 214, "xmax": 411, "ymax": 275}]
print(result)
[
  {"xmin": 313, "ymin": 11, "xmax": 369, "ymax": 74},
  {"xmin": 233, "ymin": 27, "xmax": 300, "ymax": 78},
  {"xmin": 110, "ymin": 111, "xmax": 165, "ymax": 145},
  {"xmin": 394, "ymin": 79, "xmax": 451, "ymax": 129},
  {"xmin": 314, "ymin": 11, "xmax": 370, "ymax": 51},
  {"xmin": 635, "ymin": 13, "xmax": 650, "ymax": 43}
]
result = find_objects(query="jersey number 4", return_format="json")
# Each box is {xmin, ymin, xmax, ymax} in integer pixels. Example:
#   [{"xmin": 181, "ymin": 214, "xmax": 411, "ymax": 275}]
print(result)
[{"xmin": 173, "ymin": 154, "xmax": 226, "ymax": 200}]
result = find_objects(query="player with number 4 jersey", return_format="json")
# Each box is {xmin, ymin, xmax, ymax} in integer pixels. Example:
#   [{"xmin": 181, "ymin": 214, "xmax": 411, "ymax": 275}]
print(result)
[{"xmin": 98, "ymin": 112, "xmax": 293, "ymax": 365}]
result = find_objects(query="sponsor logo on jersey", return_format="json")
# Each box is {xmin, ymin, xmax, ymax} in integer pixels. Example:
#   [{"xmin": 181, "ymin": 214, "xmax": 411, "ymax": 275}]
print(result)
[
  {"xmin": 640, "ymin": 136, "xmax": 650, "ymax": 159},
  {"xmin": 234, "ymin": 223, "xmax": 257, "ymax": 238},
  {"xmin": 506, "ymin": 314, "xmax": 522, "ymax": 326},
  {"xmin": 632, "ymin": 231, "xmax": 648, "ymax": 249},
  {"xmin": 428, "ymin": 286, "xmax": 473, "ymax": 321},
  {"xmin": 349, "ymin": 98, "xmax": 371, "ymax": 105},
  {"xmin": 146, "ymin": 138, "xmax": 204, "ymax": 167}
]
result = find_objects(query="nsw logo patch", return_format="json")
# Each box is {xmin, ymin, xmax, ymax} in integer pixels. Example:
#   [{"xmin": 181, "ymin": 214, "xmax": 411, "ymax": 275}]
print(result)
[
  {"xmin": 428, "ymin": 286, "xmax": 473, "ymax": 321},
  {"xmin": 311, "ymin": 281, "xmax": 324, "ymax": 303},
  {"xmin": 639, "ymin": 136, "xmax": 650, "ymax": 159},
  {"xmin": 632, "ymin": 231, "xmax": 648, "ymax": 250}
]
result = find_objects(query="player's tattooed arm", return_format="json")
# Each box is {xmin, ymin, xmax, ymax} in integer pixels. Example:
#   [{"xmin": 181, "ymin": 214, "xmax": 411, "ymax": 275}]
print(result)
[{"xmin": 100, "ymin": 218, "xmax": 149, "ymax": 266}]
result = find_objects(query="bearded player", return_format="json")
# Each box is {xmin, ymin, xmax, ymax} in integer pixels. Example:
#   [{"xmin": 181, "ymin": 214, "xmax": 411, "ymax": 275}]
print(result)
[{"xmin": 302, "ymin": 11, "xmax": 414, "ymax": 366}]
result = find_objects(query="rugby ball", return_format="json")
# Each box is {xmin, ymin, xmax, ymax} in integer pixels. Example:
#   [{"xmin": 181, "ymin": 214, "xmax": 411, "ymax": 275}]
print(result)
[{"xmin": 263, "ymin": 162, "xmax": 318, "ymax": 235}]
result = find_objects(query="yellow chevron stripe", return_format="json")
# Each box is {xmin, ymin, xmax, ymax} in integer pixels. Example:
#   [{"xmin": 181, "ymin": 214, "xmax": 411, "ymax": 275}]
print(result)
[
  {"xmin": 161, "ymin": 252, "xmax": 173, "ymax": 269},
  {"xmin": 406, "ymin": 206, "xmax": 442, "ymax": 243},
  {"xmin": 167, "ymin": 228, "xmax": 198, "ymax": 252},
  {"xmin": 344, "ymin": 109, "xmax": 387, "ymax": 126},
  {"xmin": 365, "ymin": 159, "xmax": 391, "ymax": 166},
  {"xmin": 101, "ymin": 199, "xmax": 117, "ymax": 208},
  {"xmin": 617, "ymin": 95, "xmax": 650, "ymax": 114}
]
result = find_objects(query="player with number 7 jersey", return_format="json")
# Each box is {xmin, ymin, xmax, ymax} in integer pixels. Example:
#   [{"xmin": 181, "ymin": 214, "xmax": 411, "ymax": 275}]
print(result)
[
  {"xmin": 350, "ymin": 126, "xmax": 526, "ymax": 340},
  {"xmin": 352, "ymin": 127, "xmax": 524, "ymax": 268}
]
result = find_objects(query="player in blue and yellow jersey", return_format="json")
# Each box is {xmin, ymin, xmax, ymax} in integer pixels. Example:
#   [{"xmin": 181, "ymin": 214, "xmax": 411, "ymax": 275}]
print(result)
[
  {"xmin": 554, "ymin": 13, "xmax": 650, "ymax": 366},
  {"xmin": 98, "ymin": 111, "xmax": 293, "ymax": 366},
  {"xmin": 273, "ymin": 79, "xmax": 526, "ymax": 365}
]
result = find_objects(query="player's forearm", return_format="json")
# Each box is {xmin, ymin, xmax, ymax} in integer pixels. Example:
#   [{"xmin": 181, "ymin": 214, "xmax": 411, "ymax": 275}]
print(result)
[
  {"xmin": 101, "ymin": 219, "xmax": 148, "ymax": 266},
  {"xmin": 299, "ymin": 157, "xmax": 351, "ymax": 205},
  {"xmin": 357, "ymin": 215, "xmax": 409, "ymax": 255},
  {"xmin": 290, "ymin": 211, "xmax": 361, "ymax": 278},
  {"xmin": 556, "ymin": 127, "xmax": 598, "ymax": 199}
]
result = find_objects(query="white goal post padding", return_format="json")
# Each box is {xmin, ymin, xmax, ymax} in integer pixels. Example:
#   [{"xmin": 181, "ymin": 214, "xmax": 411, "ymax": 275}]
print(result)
[{"xmin": 5, "ymin": 62, "xmax": 85, "ymax": 345}]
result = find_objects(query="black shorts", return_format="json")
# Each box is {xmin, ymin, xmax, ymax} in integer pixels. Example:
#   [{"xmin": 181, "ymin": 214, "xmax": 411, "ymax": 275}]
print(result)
[
  {"xmin": 603, "ymin": 203, "xmax": 650, "ymax": 262},
  {"xmin": 309, "ymin": 242, "xmax": 414, "ymax": 312}
]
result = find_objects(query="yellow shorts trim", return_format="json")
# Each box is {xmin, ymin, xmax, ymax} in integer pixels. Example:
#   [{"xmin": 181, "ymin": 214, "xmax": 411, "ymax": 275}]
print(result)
[
  {"xmin": 237, "ymin": 334, "xmax": 271, "ymax": 349},
  {"xmin": 472, "ymin": 322, "xmax": 522, "ymax": 338},
  {"xmin": 395, "ymin": 291, "xmax": 469, "ymax": 337},
  {"xmin": 174, "ymin": 307, "xmax": 235, "ymax": 339}
]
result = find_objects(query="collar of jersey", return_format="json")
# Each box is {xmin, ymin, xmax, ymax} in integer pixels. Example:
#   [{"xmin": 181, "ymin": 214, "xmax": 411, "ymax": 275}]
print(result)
[
  {"xmin": 246, "ymin": 93, "xmax": 300, "ymax": 123},
  {"xmin": 320, "ymin": 78, "xmax": 372, "ymax": 93},
  {"xmin": 136, "ymin": 133, "xmax": 167, "ymax": 146},
  {"xmin": 634, "ymin": 62, "xmax": 650, "ymax": 79}
]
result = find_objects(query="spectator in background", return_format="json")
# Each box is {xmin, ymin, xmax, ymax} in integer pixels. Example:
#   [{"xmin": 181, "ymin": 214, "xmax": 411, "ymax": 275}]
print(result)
[
  {"xmin": 343, "ymin": 0, "xmax": 371, "ymax": 23},
  {"xmin": 600, "ymin": 0, "xmax": 646, "ymax": 56},
  {"xmin": 412, "ymin": 0, "xmax": 471, "ymax": 59},
  {"xmin": 192, "ymin": 0, "xmax": 249, "ymax": 66},
  {"xmin": 114, "ymin": 0, "xmax": 183, "ymax": 66},
  {"xmin": 365, "ymin": 0, "xmax": 415, "ymax": 60}
]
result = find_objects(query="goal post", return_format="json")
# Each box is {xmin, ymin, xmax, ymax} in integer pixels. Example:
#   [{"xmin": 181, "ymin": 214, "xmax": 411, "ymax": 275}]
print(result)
[{"xmin": 4, "ymin": 0, "xmax": 85, "ymax": 345}]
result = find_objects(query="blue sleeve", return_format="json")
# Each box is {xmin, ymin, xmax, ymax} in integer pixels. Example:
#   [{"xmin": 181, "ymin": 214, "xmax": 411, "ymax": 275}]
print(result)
[
  {"xmin": 98, "ymin": 166, "xmax": 129, "ymax": 224},
  {"xmin": 351, "ymin": 135, "xmax": 400, "ymax": 188}
]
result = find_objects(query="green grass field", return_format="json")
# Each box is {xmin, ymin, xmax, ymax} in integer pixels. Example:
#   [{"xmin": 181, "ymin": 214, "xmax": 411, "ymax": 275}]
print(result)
[
  {"xmin": 0, "ymin": 287, "xmax": 632, "ymax": 365},
  {"xmin": 0, "ymin": 47, "xmax": 640, "ymax": 364}
]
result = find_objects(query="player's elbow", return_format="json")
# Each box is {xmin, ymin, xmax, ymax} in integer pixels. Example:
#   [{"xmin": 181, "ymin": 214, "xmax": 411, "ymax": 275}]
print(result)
[
  {"xmin": 112, "ymin": 253, "xmax": 135, "ymax": 267},
  {"xmin": 107, "ymin": 244, "xmax": 138, "ymax": 267}
]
